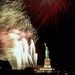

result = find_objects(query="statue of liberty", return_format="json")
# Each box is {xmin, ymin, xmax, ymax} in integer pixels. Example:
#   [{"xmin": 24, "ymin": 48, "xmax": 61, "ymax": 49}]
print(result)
[
  {"xmin": 44, "ymin": 43, "xmax": 49, "ymax": 59},
  {"xmin": 39, "ymin": 43, "xmax": 54, "ymax": 72},
  {"xmin": 44, "ymin": 43, "xmax": 52, "ymax": 69}
]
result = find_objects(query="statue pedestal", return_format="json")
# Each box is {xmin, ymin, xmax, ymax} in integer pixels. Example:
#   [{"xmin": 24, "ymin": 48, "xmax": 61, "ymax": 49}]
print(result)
[
  {"xmin": 36, "ymin": 58, "xmax": 55, "ymax": 73},
  {"xmin": 36, "ymin": 58, "xmax": 54, "ymax": 73},
  {"xmin": 44, "ymin": 58, "xmax": 52, "ymax": 69},
  {"xmin": 39, "ymin": 58, "xmax": 53, "ymax": 71}
]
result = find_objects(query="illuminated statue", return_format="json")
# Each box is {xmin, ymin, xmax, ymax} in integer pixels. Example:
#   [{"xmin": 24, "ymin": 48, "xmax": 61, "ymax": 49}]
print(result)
[
  {"xmin": 0, "ymin": 0, "xmax": 38, "ymax": 70},
  {"xmin": 44, "ymin": 43, "xmax": 52, "ymax": 69},
  {"xmin": 38, "ymin": 43, "xmax": 52, "ymax": 72},
  {"xmin": 44, "ymin": 43, "xmax": 49, "ymax": 59}
]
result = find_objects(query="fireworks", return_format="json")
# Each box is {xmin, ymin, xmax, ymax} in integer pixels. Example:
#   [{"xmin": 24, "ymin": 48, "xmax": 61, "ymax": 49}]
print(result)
[
  {"xmin": 0, "ymin": 0, "xmax": 38, "ymax": 69},
  {"xmin": 0, "ymin": 0, "xmax": 38, "ymax": 41}
]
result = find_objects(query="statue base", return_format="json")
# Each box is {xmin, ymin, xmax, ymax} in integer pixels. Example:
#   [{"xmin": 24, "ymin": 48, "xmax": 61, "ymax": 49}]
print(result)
[
  {"xmin": 37, "ymin": 58, "xmax": 55, "ymax": 73},
  {"xmin": 44, "ymin": 58, "xmax": 51, "ymax": 68}
]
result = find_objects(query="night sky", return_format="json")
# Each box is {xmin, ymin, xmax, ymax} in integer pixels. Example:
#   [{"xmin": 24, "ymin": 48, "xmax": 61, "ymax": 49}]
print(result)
[{"xmin": 24, "ymin": 0, "xmax": 75, "ymax": 71}]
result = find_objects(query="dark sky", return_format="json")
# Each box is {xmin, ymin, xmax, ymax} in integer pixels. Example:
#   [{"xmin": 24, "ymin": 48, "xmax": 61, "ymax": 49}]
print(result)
[{"xmin": 24, "ymin": 0, "xmax": 75, "ymax": 71}]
